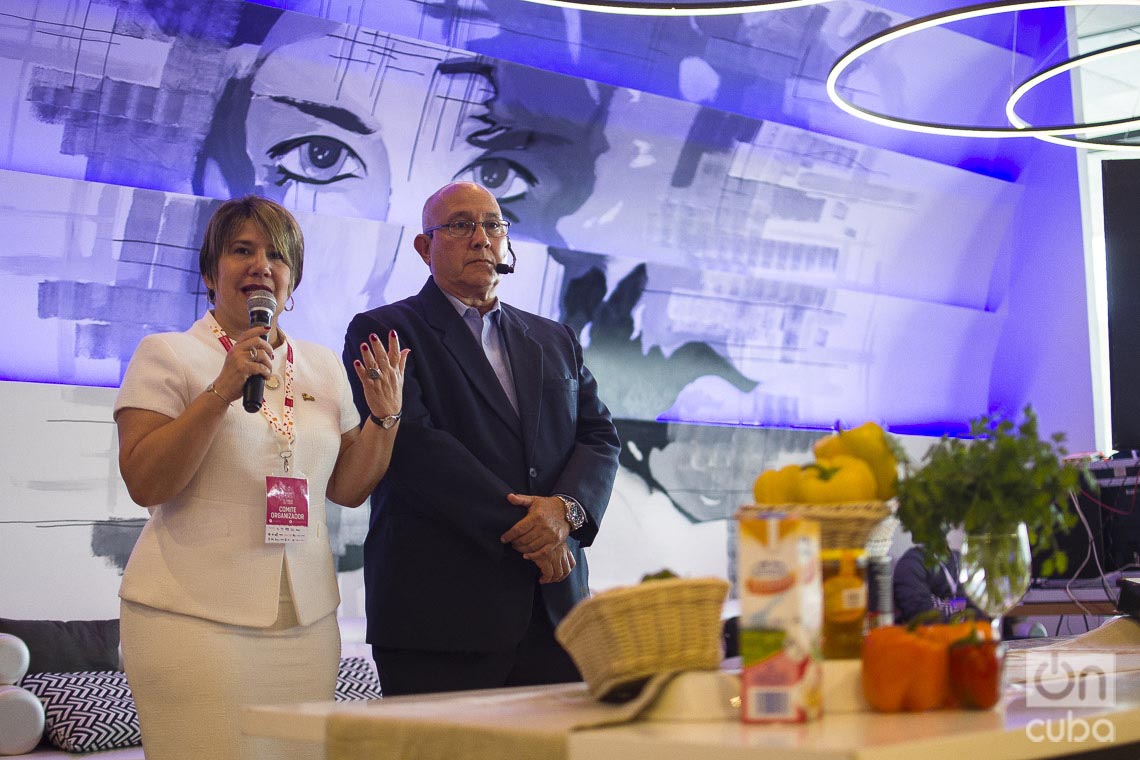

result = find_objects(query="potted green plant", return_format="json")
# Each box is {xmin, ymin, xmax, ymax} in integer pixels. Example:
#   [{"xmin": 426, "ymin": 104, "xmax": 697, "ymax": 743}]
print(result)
[{"xmin": 894, "ymin": 405, "xmax": 1091, "ymax": 625}]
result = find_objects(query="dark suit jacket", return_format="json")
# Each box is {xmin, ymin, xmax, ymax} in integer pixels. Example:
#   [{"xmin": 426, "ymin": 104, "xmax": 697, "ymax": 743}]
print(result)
[
  {"xmin": 893, "ymin": 546, "xmax": 979, "ymax": 623},
  {"xmin": 344, "ymin": 277, "xmax": 620, "ymax": 653}
]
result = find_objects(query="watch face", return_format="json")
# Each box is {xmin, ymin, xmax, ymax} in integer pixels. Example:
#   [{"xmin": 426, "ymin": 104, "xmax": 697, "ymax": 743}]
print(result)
[
  {"xmin": 372, "ymin": 413, "xmax": 401, "ymax": 429},
  {"xmin": 564, "ymin": 498, "xmax": 586, "ymax": 529}
]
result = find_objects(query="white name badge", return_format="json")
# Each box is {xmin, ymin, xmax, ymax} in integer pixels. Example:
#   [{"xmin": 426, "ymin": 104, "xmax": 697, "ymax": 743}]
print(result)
[{"xmin": 265, "ymin": 475, "xmax": 309, "ymax": 543}]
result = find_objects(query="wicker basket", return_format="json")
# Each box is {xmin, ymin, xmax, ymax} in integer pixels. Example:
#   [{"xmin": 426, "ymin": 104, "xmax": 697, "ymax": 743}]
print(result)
[
  {"xmin": 742, "ymin": 501, "xmax": 894, "ymax": 550},
  {"xmin": 555, "ymin": 577, "xmax": 730, "ymax": 701}
]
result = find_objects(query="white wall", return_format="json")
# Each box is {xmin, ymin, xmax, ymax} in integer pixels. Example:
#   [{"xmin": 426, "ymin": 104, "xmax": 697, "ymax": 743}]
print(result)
[{"xmin": 0, "ymin": 381, "xmax": 132, "ymax": 619}]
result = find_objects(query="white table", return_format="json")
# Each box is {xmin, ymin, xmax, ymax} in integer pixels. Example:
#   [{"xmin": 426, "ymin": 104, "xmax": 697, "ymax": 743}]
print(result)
[
  {"xmin": 242, "ymin": 665, "xmax": 1140, "ymax": 760},
  {"xmin": 571, "ymin": 673, "xmax": 1140, "ymax": 760},
  {"xmin": 240, "ymin": 619, "xmax": 1140, "ymax": 760}
]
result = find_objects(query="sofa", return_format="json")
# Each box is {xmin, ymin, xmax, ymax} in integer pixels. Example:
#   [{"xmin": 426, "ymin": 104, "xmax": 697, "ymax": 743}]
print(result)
[{"xmin": 0, "ymin": 617, "xmax": 380, "ymax": 758}]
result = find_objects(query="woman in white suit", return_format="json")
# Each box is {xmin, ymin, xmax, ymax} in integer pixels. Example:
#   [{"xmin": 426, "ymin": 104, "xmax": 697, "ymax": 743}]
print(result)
[{"xmin": 114, "ymin": 196, "xmax": 407, "ymax": 760}]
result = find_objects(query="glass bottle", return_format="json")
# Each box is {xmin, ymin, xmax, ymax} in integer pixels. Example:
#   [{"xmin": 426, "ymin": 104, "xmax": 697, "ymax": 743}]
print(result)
[{"xmin": 821, "ymin": 548, "xmax": 867, "ymax": 659}]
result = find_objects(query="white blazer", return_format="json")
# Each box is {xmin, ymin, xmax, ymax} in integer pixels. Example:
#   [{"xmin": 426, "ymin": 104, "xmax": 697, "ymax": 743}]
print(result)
[{"xmin": 114, "ymin": 314, "xmax": 358, "ymax": 627}]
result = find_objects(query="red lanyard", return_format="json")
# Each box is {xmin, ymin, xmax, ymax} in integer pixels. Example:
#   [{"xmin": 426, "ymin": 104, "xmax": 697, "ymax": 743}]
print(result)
[{"xmin": 209, "ymin": 321, "xmax": 296, "ymax": 456}]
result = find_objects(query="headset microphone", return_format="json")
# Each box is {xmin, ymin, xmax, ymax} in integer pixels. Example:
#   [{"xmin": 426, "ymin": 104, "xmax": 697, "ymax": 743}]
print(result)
[{"xmin": 495, "ymin": 239, "xmax": 516, "ymax": 275}]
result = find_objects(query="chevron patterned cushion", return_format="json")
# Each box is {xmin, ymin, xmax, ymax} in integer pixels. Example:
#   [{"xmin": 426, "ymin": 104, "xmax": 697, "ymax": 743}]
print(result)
[
  {"xmin": 334, "ymin": 656, "xmax": 383, "ymax": 701},
  {"xmin": 19, "ymin": 670, "xmax": 140, "ymax": 752},
  {"xmin": 17, "ymin": 658, "xmax": 380, "ymax": 752}
]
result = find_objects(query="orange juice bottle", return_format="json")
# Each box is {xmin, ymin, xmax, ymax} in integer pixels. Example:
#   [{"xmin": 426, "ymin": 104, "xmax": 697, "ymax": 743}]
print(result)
[{"xmin": 736, "ymin": 508, "xmax": 823, "ymax": 723}]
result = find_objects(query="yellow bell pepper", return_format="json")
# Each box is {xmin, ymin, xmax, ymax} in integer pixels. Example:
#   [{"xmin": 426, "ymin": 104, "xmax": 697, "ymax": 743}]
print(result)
[
  {"xmin": 813, "ymin": 421, "xmax": 898, "ymax": 499},
  {"xmin": 752, "ymin": 464, "xmax": 801, "ymax": 504},
  {"xmin": 797, "ymin": 455, "xmax": 877, "ymax": 503}
]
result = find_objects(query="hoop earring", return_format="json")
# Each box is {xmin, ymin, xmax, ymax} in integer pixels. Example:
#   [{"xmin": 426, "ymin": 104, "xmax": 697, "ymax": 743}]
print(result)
[{"xmin": 284, "ymin": 295, "xmax": 295, "ymax": 312}]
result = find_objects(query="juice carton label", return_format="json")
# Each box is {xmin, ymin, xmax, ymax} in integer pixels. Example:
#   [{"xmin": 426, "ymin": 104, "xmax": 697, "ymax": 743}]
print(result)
[{"xmin": 736, "ymin": 509, "xmax": 823, "ymax": 723}]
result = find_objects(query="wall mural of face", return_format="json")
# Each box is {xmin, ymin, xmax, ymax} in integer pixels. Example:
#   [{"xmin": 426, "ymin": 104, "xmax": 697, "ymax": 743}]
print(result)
[
  {"xmin": 9, "ymin": 0, "xmax": 1014, "ymax": 440},
  {"xmin": 195, "ymin": 10, "xmax": 489, "ymax": 225},
  {"xmin": 246, "ymin": 31, "xmax": 393, "ymax": 218},
  {"xmin": 0, "ymin": 0, "xmax": 1063, "ymax": 616},
  {"xmin": 443, "ymin": 59, "xmax": 613, "ymax": 247},
  {"xmin": 197, "ymin": 13, "xmax": 395, "ymax": 218}
]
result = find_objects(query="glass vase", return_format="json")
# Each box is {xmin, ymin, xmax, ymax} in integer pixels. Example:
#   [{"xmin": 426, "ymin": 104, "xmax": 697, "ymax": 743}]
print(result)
[{"xmin": 959, "ymin": 522, "xmax": 1032, "ymax": 640}]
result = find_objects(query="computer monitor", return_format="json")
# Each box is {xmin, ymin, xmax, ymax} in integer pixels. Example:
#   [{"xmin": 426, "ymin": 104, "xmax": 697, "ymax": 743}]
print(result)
[
  {"xmin": 1038, "ymin": 458, "xmax": 1140, "ymax": 579},
  {"xmin": 1034, "ymin": 487, "xmax": 1105, "ymax": 580},
  {"xmin": 1103, "ymin": 158, "xmax": 1140, "ymax": 454}
]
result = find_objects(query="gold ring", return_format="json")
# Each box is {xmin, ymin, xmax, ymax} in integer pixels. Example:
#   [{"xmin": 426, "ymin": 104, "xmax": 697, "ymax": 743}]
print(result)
[
  {"xmin": 367, "ymin": 367, "xmax": 382, "ymax": 380},
  {"xmin": 249, "ymin": 348, "xmax": 257, "ymax": 361}
]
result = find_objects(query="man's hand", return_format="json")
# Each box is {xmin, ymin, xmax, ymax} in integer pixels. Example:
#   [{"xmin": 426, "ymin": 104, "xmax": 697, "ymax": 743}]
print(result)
[
  {"xmin": 500, "ymin": 493, "xmax": 569, "ymax": 559},
  {"xmin": 531, "ymin": 542, "xmax": 575, "ymax": 584}
]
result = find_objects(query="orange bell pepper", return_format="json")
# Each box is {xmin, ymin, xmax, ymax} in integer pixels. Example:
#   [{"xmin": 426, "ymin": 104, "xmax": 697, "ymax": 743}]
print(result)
[
  {"xmin": 862, "ymin": 625, "xmax": 948, "ymax": 712},
  {"xmin": 915, "ymin": 619, "xmax": 991, "ymax": 649},
  {"xmin": 862, "ymin": 619, "xmax": 993, "ymax": 712}
]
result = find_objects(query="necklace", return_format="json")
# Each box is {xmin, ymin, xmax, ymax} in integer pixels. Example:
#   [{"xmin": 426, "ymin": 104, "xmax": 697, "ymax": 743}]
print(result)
[
  {"xmin": 266, "ymin": 374, "xmax": 281, "ymax": 390},
  {"xmin": 207, "ymin": 317, "xmax": 296, "ymax": 450}
]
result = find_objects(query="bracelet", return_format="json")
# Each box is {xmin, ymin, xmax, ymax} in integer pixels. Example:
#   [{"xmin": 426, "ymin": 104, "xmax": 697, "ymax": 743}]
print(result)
[{"xmin": 205, "ymin": 383, "xmax": 232, "ymax": 407}]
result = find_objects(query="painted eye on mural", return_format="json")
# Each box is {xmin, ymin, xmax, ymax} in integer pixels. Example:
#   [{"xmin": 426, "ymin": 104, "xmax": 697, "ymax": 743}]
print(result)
[
  {"xmin": 454, "ymin": 157, "xmax": 536, "ymax": 205},
  {"xmin": 267, "ymin": 135, "xmax": 365, "ymax": 186}
]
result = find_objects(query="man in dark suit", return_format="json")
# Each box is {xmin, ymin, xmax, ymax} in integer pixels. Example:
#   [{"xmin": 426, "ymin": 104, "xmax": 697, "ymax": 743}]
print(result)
[
  {"xmin": 343, "ymin": 182, "xmax": 620, "ymax": 695},
  {"xmin": 893, "ymin": 543, "xmax": 982, "ymax": 624}
]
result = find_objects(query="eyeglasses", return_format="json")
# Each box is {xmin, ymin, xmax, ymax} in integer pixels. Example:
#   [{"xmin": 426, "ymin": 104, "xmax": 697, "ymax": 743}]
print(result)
[{"xmin": 424, "ymin": 219, "xmax": 511, "ymax": 239}]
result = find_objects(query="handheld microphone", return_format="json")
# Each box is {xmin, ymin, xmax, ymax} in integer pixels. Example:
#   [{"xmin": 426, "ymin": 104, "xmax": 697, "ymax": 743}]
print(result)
[
  {"xmin": 242, "ymin": 289, "xmax": 277, "ymax": 413},
  {"xmin": 495, "ymin": 239, "xmax": 516, "ymax": 275}
]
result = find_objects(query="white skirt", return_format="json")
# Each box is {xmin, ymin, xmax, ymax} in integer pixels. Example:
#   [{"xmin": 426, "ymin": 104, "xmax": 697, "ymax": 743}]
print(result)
[{"xmin": 121, "ymin": 570, "xmax": 340, "ymax": 760}]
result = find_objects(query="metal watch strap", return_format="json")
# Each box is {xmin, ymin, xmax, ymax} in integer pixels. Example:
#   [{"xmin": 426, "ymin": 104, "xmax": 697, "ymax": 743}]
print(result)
[{"xmin": 556, "ymin": 494, "xmax": 586, "ymax": 531}]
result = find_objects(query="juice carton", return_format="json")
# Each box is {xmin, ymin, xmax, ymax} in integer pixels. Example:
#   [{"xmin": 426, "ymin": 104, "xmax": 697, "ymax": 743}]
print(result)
[{"xmin": 736, "ymin": 508, "xmax": 823, "ymax": 723}]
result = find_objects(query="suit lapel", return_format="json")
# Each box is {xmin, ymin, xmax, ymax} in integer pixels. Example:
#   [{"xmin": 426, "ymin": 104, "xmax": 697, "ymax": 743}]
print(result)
[
  {"xmin": 418, "ymin": 279, "xmax": 523, "ymax": 439},
  {"xmin": 500, "ymin": 305, "xmax": 543, "ymax": 460}
]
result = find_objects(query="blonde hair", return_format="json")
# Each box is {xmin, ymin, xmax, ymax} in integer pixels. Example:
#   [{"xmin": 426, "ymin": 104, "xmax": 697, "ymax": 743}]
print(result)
[{"xmin": 199, "ymin": 196, "xmax": 304, "ymax": 301}]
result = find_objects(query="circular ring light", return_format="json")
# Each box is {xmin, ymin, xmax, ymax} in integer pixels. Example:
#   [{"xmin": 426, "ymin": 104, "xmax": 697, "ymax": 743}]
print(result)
[
  {"xmin": 516, "ymin": 0, "xmax": 829, "ymax": 15},
  {"xmin": 1006, "ymin": 39, "xmax": 1140, "ymax": 150},
  {"xmin": 826, "ymin": 0, "xmax": 1140, "ymax": 139}
]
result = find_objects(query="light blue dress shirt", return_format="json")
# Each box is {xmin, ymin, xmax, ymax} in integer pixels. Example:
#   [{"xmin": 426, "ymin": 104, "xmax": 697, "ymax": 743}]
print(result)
[{"xmin": 442, "ymin": 292, "xmax": 520, "ymax": 417}]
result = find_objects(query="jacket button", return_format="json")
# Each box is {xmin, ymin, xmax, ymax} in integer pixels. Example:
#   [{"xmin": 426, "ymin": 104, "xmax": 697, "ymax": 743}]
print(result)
[{"xmin": 528, "ymin": 467, "xmax": 538, "ymax": 478}]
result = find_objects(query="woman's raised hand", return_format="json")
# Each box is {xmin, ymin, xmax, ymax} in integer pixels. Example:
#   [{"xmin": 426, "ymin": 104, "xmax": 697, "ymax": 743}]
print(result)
[{"xmin": 352, "ymin": 331, "xmax": 409, "ymax": 421}]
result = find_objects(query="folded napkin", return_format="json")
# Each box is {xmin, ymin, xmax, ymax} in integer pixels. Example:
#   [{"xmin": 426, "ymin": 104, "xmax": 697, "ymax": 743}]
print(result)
[
  {"xmin": 1006, "ymin": 616, "xmax": 1140, "ymax": 683},
  {"xmin": 326, "ymin": 673, "xmax": 679, "ymax": 760}
]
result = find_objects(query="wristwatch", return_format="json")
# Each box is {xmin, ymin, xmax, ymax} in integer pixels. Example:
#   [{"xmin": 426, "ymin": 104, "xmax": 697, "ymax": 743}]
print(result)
[
  {"xmin": 555, "ymin": 494, "xmax": 587, "ymax": 531},
  {"xmin": 369, "ymin": 411, "xmax": 402, "ymax": 430}
]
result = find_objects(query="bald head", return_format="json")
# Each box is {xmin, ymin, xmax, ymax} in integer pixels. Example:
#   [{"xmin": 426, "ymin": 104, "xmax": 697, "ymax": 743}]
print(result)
[
  {"xmin": 414, "ymin": 181, "xmax": 509, "ymax": 312},
  {"xmin": 422, "ymin": 182, "xmax": 501, "ymax": 230}
]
